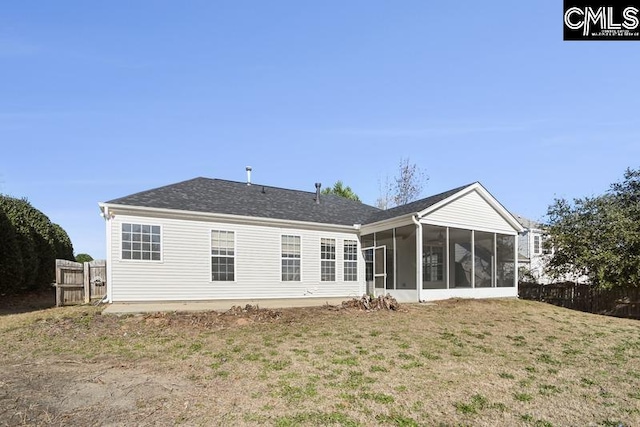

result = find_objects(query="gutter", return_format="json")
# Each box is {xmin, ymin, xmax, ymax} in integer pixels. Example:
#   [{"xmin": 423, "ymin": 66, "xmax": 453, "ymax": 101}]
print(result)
[{"xmin": 98, "ymin": 202, "xmax": 359, "ymax": 233}]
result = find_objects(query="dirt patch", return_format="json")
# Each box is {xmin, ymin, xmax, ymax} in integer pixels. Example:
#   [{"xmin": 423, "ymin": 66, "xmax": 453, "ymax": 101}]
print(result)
[
  {"xmin": 0, "ymin": 359, "xmax": 190, "ymax": 426},
  {"xmin": 141, "ymin": 304, "xmax": 284, "ymax": 329}
]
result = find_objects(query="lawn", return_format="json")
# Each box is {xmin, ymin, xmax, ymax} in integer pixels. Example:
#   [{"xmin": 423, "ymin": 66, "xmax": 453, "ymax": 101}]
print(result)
[{"xmin": 1, "ymin": 298, "xmax": 639, "ymax": 426}]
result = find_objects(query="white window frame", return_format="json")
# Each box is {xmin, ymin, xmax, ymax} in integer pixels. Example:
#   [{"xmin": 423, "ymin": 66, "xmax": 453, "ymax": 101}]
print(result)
[
  {"xmin": 343, "ymin": 239, "xmax": 358, "ymax": 281},
  {"xmin": 120, "ymin": 222, "xmax": 162, "ymax": 262},
  {"xmin": 281, "ymin": 235, "xmax": 301, "ymax": 282},
  {"xmin": 321, "ymin": 238, "xmax": 336, "ymax": 282},
  {"xmin": 210, "ymin": 230, "xmax": 235, "ymax": 282},
  {"xmin": 533, "ymin": 235, "xmax": 541, "ymax": 255}
]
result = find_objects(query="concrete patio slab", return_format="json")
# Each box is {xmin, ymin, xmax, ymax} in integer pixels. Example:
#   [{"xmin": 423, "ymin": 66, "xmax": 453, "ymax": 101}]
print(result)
[{"xmin": 102, "ymin": 297, "xmax": 349, "ymax": 315}]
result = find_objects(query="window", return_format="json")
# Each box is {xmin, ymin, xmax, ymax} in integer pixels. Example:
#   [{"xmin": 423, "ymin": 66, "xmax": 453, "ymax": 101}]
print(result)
[
  {"xmin": 121, "ymin": 223, "xmax": 161, "ymax": 260},
  {"xmin": 282, "ymin": 235, "xmax": 301, "ymax": 281},
  {"xmin": 321, "ymin": 238, "xmax": 336, "ymax": 281},
  {"xmin": 533, "ymin": 235, "xmax": 541, "ymax": 255},
  {"xmin": 542, "ymin": 234, "xmax": 552, "ymax": 255},
  {"xmin": 344, "ymin": 240, "xmax": 358, "ymax": 281},
  {"xmin": 211, "ymin": 230, "xmax": 235, "ymax": 281},
  {"xmin": 423, "ymin": 245, "xmax": 444, "ymax": 282}
]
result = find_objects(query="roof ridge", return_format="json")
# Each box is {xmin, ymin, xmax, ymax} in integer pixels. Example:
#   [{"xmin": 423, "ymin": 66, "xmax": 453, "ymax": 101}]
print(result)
[{"xmin": 197, "ymin": 177, "xmax": 329, "ymax": 196}]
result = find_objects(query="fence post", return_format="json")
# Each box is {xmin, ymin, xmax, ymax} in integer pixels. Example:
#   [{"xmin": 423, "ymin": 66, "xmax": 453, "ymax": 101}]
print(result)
[
  {"xmin": 55, "ymin": 261, "xmax": 62, "ymax": 307},
  {"xmin": 83, "ymin": 262, "xmax": 90, "ymax": 304}
]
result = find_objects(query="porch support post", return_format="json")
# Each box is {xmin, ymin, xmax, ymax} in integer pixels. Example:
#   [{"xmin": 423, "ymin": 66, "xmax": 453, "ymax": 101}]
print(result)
[
  {"xmin": 514, "ymin": 233, "xmax": 519, "ymax": 288},
  {"xmin": 445, "ymin": 227, "xmax": 450, "ymax": 289},
  {"xmin": 413, "ymin": 215, "xmax": 423, "ymax": 301},
  {"xmin": 471, "ymin": 230, "xmax": 475, "ymax": 288},
  {"xmin": 493, "ymin": 233, "xmax": 497, "ymax": 287}
]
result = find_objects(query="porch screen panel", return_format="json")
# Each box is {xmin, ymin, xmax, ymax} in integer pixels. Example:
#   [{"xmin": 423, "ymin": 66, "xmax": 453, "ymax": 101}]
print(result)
[
  {"xmin": 376, "ymin": 230, "xmax": 394, "ymax": 290},
  {"xmin": 497, "ymin": 235, "xmax": 516, "ymax": 287},
  {"xmin": 449, "ymin": 228, "xmax": 472, "ymax": 288},
  {"xmin": 474, "ymin": 231, "xmax": 494, "ymax": 288},
  {"xmin": 422, "ymin": 225, "xmax": 446, "ymax": 289},
  {"xmin": 395, "ymin": 225, "xmax": 416, "ymax": 290}
]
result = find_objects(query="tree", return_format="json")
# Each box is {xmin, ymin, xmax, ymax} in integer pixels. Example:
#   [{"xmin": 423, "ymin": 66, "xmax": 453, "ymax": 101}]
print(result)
[
  {"xmin": 545, "ymin": 168, "xmax": 640, "ymax": 288},
  {"xmin": 375, "ymin": 176, "xmax": 393, "ymax": 210},
  {"xmin": 0, "ymin": 195, "xmax": 75, "ymax": 293},
  {"xmin": 75, "ymin": 253, "xmax": 94, "ymax": 263},
  {"xmin": 321, "ymin": 181, "xmax": 361, "ymax": 202},
  {"xmin": 376, "ymin": 158, "xmax": 429, "ymax": 209},
  {"xmin": 0, "ymin": 209, "xmax": 23, "ymax": 293}
]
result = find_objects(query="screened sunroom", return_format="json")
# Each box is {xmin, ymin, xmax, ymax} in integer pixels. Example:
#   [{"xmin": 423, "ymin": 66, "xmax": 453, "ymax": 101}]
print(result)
[{"xmin": 359, "ymin": 183, "xmax": 523, "ymax": 302}]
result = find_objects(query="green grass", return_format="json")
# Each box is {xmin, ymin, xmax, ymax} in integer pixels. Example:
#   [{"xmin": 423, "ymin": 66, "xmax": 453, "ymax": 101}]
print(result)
[{"xmin": 1, "ymin": 299, "xmax": 639, "ymax": 426}]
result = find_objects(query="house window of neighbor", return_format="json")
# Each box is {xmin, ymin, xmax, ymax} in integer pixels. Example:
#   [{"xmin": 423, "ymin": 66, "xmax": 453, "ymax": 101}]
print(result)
[
  {"xmin": 344, "ymin": 240, "xmax": 358, "ymax": 281},
  {"xmin": 321, "ymin": 238, "xmax": 336, "ymax": 281},
  {"xmin": 282, "ymin": 235, "xmax": 301, "ymax": 281},
  {"xmin": 542, "ymin": 235, "xmax": 552, "ymax": 255},
  {"xmin": 533, "ymin": 235, "xmax": 541, "ymax": 255},
  {"xmin": 121, "ymin": 223, "xmax": 161, "ymax": 260},
  {"xmin": 211, "ymin": 230, "xmax": 235, "ymax": 281}
]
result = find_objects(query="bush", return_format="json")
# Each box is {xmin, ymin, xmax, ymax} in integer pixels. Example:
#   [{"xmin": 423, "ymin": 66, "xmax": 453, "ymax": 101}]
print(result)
[
  {"xmin": 0, "ymin": 209, "xmax": 23, "ymax": 293},
  {"xmin": 75, "ymin": 253, "xmax": 94, "ymax": 263},
  {"xmin": 0, "ymin": 195, "xmax": 75, "ymax": 293}
]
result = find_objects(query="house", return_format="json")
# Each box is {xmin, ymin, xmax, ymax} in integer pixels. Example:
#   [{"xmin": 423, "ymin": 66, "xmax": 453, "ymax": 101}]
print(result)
[
  {"xmin": 515, "ymin": 215, "xmax": 588, "ymax": 284},
  {"xmin": 515, "ymin": 215, "xmax": 552, "ymax": 283},
  {"xmin": 98, "ymin": 175, "xmax": 524, "ymax": 303}
]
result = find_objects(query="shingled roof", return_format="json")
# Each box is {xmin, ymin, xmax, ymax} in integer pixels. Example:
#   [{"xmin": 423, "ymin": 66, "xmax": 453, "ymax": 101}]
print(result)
[
  {"xmin": 365, "ymin": 184, "xmax": 472, "ymax": 224},
  {"xmin": 105, "ymin": 177, "xmax": 476, "ymax": 226},
  {"xmin": 106, "ymin": 178, "xmax": 381, "ymax": 226}
]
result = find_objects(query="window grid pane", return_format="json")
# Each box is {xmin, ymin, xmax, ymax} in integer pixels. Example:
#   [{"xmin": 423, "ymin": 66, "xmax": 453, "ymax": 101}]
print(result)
[
  {"xmin": 212, "ymin": 230, "xmax": 235, "ymax": 281},
  {"xmin": 282, "ymin": 236, "xmax": 301, "ymax": 281},
  {"xmin": 321, "ymin": 238, "xmax": 336, "ymax": 281},
  {"xmin": 344, "ymin": 240, "xmax": 358, "ymax": 281},
  {"xmin": 121, "ymin": 223, "xmax": 161, "ymax": 261}
]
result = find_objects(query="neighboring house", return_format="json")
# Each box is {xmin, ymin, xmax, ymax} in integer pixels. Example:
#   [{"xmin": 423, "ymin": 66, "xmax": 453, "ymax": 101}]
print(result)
[
  {"xmin": 516, "ymin": 215, "xmax": 589, "ymax": 284},
  {"xmin": 515, "ymin": 215, "xmax": 552, "ymax": 283},
  {"xmin": 99, "ymin": 176, "xmax": 524, "ymax": 303}
]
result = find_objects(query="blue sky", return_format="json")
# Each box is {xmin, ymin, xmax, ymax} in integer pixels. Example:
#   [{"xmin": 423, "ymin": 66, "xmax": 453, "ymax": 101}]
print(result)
[{"xmin": 1, "ymin": 1, "xmax": 638, "ymax": 259}]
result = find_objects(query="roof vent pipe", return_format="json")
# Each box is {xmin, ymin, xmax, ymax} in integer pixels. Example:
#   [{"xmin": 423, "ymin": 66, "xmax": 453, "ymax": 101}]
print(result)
[
  {"xmin": 246, "ymin": 166, "xmax": 252, "ymax": 186},
  {"xmin": 315, "ymin": 182, "xmax": 321, "ymax": 204}
]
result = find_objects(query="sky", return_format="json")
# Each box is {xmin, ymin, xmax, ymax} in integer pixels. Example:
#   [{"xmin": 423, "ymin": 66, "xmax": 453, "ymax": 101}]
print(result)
[{"xmin": 1, "ymin": 1, "xmax": 638, "ymax": 260}]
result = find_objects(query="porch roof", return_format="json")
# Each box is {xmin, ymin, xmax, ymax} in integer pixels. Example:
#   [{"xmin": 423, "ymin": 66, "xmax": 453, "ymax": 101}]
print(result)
[{"xmin": 364, "ymin": 184, "xmax": 472, "ymax": 224}]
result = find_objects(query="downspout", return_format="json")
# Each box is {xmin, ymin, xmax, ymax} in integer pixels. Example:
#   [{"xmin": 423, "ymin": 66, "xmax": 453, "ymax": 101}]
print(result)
[
  {"xmin": 101, "ymin": 206, "xmax": 113, "ymax": 304},
  {"xmin": 412, "ymin": 214, "xmax": 423, "ymax": 302}
]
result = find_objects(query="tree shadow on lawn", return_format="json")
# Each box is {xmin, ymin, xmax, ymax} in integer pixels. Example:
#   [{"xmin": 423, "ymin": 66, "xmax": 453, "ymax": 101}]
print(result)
[{"xmin": 0, "ymin": 288, "xmax": 56, "ymax": 316}]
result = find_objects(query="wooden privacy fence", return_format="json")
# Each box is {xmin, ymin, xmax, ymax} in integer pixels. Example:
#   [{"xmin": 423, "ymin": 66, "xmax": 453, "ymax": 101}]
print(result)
[
  {"xmin": 519, "ymin": 281, "xmax": 640, "ymax": 320},
  {"xmin": 54, "ymin": 259, "xmax": 107, "ymax": 306}
]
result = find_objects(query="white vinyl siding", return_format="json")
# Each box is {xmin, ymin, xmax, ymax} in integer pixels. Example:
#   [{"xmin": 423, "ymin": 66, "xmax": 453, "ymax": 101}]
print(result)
[
  {"xmin": 425, "ymin": 190, "xmax": 515, "ymax": 234},
  {"xmin": 108, "ymin": 212, "xmax": 364, "ymax": 302},
  {"xmin": 211, "ymin": 230, "xmax": 235, "ymax": 281}
]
